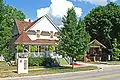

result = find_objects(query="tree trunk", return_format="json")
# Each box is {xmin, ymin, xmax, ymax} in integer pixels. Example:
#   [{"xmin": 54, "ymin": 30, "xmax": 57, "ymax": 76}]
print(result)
[{"xmin": 72, "ymin": 57, "xmax": 74, "ymax": 69}]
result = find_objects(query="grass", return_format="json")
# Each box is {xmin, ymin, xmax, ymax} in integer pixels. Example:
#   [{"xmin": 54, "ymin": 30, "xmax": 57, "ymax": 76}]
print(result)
[
  {"xmin": 0, "ymin": 66, "xmax": 97, "ymax": 78},
  {"xmin": 59, "ymin": 58, "xmax": 69, "ymax": 65},
  {"xmin": 87, "ymin": 61, "xmax": 120, "ymax": 65},
  {"xmin": 107, "ymin": 61, "xmax": 120, "ymax": 65},
  {"xmin": 0, "ymin": 61, "xmax": 44, "ymax": 71},
  {"xmin": 88, "ymin": 62, "xmax": 108, "ymax": 64}
]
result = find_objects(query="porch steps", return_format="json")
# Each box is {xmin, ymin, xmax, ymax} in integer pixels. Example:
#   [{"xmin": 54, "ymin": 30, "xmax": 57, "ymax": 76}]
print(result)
[{"xmin": 59, "ymin": 58, "xmax": 69, "ymax": 66}]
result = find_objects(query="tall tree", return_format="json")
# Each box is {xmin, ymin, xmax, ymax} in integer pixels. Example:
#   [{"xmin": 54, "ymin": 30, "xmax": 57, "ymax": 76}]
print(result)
[
  {"xmin": 84, "ymin": 2, "xmax": 120, "ymax": 49},
  {"xmin": 0, "ymin": 5, "xmax": 25, "ymax": 61},
  {"xmin": 57, "ymin": 8, "xmax": 90, "ymax": 69},
  {"xmin": 112, "ymin": 38, "xmax": 120, "ymax": 61}
]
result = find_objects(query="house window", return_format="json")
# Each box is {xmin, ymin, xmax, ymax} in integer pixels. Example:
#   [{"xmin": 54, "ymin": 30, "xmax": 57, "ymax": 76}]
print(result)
[
  {"xmin": 27, "ymin": 30, "xmax": 36, "ymax": 35},
  {"xmin": 41, "ymin": 31, "xmax": 50, "ymax": 36}
]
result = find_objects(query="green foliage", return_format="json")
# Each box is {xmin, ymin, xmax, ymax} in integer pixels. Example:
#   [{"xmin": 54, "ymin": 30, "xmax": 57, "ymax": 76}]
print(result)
[
  {"xmin": 57, "ymin": 7, "xmax": 90, "ymax": 68},
  {"xmin": 30, "ymin": 45, "xmax": 37, "ymax": 52},
  {"xmin": 16, "ymin": 45, "xmax": 24, "ymax": 52},
  {"xmin": 76, "ymin": 55, "xmax": 84, "ymax": 61},
  {"xmin": 28, "ymin": 56, "xmax": 59, "ymax": 67},
  {"xmin": 112, "ymin": 38, "xmax": 120, "ymax": 61},
  {"xmin": 84, "ymin": 2, "xmax": 120, "ymax": 48},
  {"xmin": 28, "ymin": 57, "xmax": 44, "ymax": 66},
  {"xmin": 0, "ymin": 3, "xmax": 25, "ymax": 61},
  {"xmin": 48, "ymin": 45, "xmax": 55, "ymax": 52}
]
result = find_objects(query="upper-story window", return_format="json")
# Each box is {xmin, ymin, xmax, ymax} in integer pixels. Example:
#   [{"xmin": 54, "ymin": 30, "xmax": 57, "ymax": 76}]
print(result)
[
  {"xmin": 41, "ymin": 31, "xmax": 50, "ymax": 36},
  {"xmin": 27, "ymin": 30, "xmax": 36, "ymax": 35}
]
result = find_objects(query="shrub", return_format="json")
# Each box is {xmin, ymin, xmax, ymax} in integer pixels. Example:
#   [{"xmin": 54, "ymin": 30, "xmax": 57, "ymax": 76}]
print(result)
[
  {"xmin": 48, "ymin": 45, "xmax": 55, "ymax": 52},
  {"xmin": 28, "ymin": 56, "xmax": 59, "ymax": 67},
  {"xmin": 28, "ymin": 57, "xmax": 44, "ymax": 66},
  {"xmin": 30, "ymin": 45, "xmax": 37, "ymax": 52},
  {"xmin": 16, "ymin": 45, "xmax": 24, "ymax": 52},
  {"xmin": 76, "ymin": 55, "xmax": 84, "ymax": 61}
]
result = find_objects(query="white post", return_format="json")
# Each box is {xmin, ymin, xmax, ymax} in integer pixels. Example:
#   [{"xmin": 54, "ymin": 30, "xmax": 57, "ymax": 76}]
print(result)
[
  {"xmin": 108, "ymin": 55, "xmax": 111, "ymax": 60},
  {"xmin": 29, "ymin": 45, "xmax": 30, "ymax": 52},
  {"xmin": 38, "ymin": 45, "xmax": 39, "ymax": 54}
]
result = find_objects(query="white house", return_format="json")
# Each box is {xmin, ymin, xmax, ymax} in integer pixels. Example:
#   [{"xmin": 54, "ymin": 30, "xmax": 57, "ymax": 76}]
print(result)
[{"xmin": 14, "ymin": 14, "xmax": 59, "ymax": 58}]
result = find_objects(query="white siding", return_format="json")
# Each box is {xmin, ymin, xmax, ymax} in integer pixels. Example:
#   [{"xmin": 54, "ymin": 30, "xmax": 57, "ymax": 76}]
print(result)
[{"xmin": 30, "ymin": 17, "xmax": 57, "ymax": 33}]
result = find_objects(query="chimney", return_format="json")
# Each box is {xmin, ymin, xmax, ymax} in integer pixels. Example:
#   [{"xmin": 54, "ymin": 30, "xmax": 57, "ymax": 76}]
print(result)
[
  {"xmin": 29, "ymin": 19, "xmax": 31, "ymax": 22},
  {"xmin": 24, "ymin": 18, "xmax": 33, "ymax": 22}
]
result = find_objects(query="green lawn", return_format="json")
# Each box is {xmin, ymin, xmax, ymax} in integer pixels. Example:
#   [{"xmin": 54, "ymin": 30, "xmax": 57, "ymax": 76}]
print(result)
[
  {"xmin": 0, "ymin": 66, "xmax": 97, "ymax": 78},
  {"xmin": 59, "ymin": 58, "xmax": 69, "ymax": 66},
  {"xmin": 0, "ymin": 61, "xmax": 97, "ymax": 78},
  {"xmin": 0, "ymin": 61, "xmax": 44, "ymax": 71},
  {"xmin": 107, "ymin": 61, "xmax": 120, "ymax": 65}
]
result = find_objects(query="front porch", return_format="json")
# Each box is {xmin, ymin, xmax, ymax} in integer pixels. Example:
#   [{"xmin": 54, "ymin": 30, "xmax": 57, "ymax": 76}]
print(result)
[{"xmin": 16, "ymin": 44, "xmax": 58, "ymax": 59}]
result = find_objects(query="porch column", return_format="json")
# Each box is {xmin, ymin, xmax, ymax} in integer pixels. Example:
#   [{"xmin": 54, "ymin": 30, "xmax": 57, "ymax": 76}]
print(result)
[
  {"xmin": 94, "ymin": 56, "xmax": 96, "ymax": 62},
  {"xmin": 29, "ymin": 45, "xmax": 31, "ymax": 52},
  {"xmin": 38, "ymin": 45, "xmax": 39, "ymax": 56},
  {"xmin": 46, "ymin": 45, "xmax": 49, "ymax": 57}
]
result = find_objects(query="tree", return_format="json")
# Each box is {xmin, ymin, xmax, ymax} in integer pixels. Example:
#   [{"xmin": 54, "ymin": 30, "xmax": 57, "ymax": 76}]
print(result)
[
  {"xmin": 57, "ymin": 8, "xmax": 90, "ymax": 69},
  {"xmin": 84, "ymin": 2, "xmax": 120, "ymax": 49},
  {"xmin": 0, "ymin": 4, "xmax": 25, "ymax": 61},
  {"xmin": 112, "ymin": 38, "xmax": 120, "ymax": 61}
]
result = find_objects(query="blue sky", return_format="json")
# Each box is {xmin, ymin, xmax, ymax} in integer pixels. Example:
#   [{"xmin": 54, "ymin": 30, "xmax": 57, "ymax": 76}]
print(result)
[{"xmin": 5, "ymin": 0, "xmax": 120, "ymax": 25}]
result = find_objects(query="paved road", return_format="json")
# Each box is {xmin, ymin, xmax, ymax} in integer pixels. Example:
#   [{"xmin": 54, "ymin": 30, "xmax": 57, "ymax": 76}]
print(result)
[{"xmin": 2, "ymin": 67, "xmax": 120, "ymax": 80}]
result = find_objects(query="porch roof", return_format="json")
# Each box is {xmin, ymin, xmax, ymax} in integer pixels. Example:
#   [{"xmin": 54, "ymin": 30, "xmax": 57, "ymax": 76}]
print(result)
[
  {"xmin": 89, "ymin": 39, "xmax": 106, "ymax": 48},
  {"xmin": 15, "ymin": 32, "xmax": 57, "ymax": 45}
]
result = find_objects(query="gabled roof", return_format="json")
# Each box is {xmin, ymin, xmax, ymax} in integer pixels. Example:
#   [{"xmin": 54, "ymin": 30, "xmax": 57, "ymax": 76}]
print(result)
[
  {"xmin": 15, "ymin": 14, "xmax": 59, "ymax": 34},
  {"xmin": 15, "ymin": 31, "xmax": 31, "ymax": 44},
  {"xmin": 15, "ymin": 14, "xmax": 58, "ymax": 45},
  {"xmin": 15, "ymin": 32, "xmax": 57, "ymax": 45},
  {"xmin": 15, "ymin": 20, "xmax": 32, "ymax": 34},
  {"xmin": 89, "ymin": 39, "xmax": 106, "ymax": 48},
  {"xmin": 25, "ymin": 14, "xmax": 59, "ymax": 32}
]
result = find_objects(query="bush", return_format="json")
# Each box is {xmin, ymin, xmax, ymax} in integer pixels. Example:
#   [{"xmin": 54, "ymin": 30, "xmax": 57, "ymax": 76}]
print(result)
[
  {"xmin": 28, "ymin": 57, "xmax": 44, "ymax": 66},
  {"xmin": 28, "ymin": 56, "xmax": 59, "ymax": 67},
  {"xmin": 76, "ymin": 55, "xmax": 84, "ymax": 61},
  {"xmin": 16, "ymin": 45, "xmax": 24, "ymax": 52}
]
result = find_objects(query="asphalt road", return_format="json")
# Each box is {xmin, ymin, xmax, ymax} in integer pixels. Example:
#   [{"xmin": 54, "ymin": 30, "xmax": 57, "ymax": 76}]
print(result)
[{"xmin": 2, "ymin": 67, "xmax": 120, "ymax": 80}]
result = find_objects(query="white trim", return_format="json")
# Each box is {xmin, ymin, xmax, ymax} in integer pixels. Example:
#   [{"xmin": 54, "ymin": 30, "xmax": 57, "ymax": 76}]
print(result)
[
  {"xmin": 89, "ymin": 39, "xmax": 106, "ymax": 48},
  {"xmin": 26, "ymin": 14, "xmax": 59, "ymax": 32}
]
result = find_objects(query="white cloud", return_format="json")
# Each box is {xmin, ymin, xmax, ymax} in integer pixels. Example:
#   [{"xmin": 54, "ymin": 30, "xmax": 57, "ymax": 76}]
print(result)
[
  {"xmin": 75, "ymin": 0, "xmax": 118, "ymax": 5},
  {"xmin": 37, "ymin": 0, "xmax": 82, "ymax": 26},
  {"xmin": 37, "ymin": 7, "xmax": 50, "ymax": 18},
  {"xmin": 109, "ymin": 0, "xmax": 117, "ymax": 2}
]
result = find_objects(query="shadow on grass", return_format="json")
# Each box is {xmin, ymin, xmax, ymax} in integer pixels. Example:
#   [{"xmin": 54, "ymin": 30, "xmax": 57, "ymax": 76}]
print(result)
[{"xmin": 12, "ymin": 71, "xmax": 17, "ymax": 73}]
